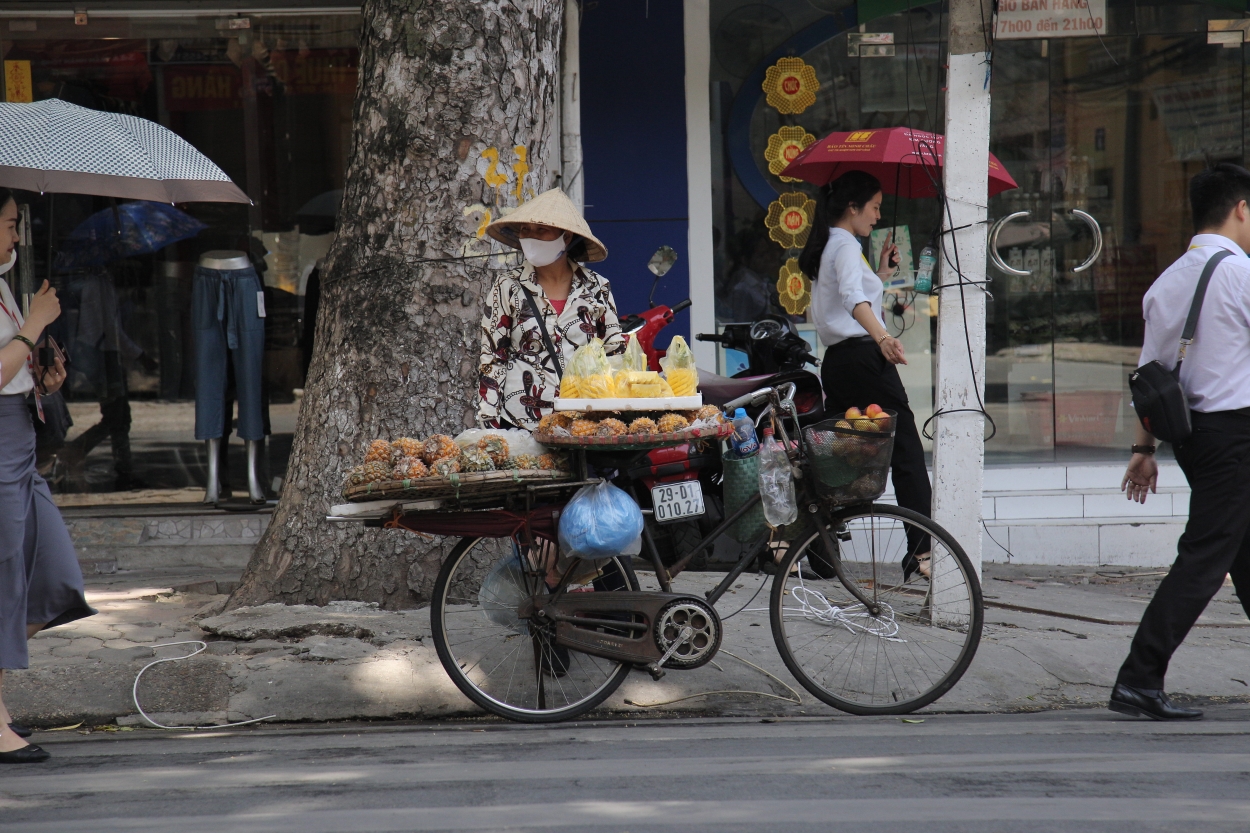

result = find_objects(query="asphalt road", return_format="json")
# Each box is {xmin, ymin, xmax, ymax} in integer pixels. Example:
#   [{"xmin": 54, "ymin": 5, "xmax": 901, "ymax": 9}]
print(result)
[{"xmin": 3, "ymin": 708, "xmax": 1250, "ymax": 832}]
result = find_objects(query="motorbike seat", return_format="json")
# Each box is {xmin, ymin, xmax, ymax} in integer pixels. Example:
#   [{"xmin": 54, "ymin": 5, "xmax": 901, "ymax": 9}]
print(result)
[{"xmin": 697, "ymin": 370, "xmax": 777, "ymax": 406}]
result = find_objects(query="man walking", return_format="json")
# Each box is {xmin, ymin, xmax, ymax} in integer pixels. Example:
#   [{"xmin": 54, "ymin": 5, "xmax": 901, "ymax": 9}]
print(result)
[{"xmin": 1113, "ymin": 163, "xmax": 1250, "ymax": 721}]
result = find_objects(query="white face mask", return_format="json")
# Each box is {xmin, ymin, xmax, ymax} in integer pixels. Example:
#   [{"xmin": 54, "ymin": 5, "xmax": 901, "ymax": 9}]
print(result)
[
  {"xmin": 0, "ymin": 249, "xmax": 14, "ymax": 277},
  {"xmin": 519, "ymin": 235, "xmax": 567, "ymax": 268}
]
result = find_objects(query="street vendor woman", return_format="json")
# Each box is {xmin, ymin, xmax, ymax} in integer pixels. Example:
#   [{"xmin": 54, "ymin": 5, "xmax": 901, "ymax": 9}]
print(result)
[{"xmin": 478, "ymin": 188, "xmax": 626, "ymax": 430}]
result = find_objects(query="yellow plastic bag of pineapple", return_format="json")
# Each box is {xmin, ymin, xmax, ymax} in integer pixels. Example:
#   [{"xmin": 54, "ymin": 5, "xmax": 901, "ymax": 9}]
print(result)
[
  {"xmin": 660, "ymin": 335, "xmax": 699, "ymax": 397},
  {"xmin": 565, "ymin": 338, "xmax": 615, "ymax": 398}
]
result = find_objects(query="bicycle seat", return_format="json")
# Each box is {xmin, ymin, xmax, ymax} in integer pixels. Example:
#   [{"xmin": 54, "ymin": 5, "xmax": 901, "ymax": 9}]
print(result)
[{"xmin": 697, "ymin": 370, "xmax": 775, "ymax": 406}]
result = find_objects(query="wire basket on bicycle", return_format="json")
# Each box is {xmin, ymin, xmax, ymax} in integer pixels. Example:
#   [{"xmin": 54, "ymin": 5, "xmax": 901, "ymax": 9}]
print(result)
[{"xmin": 802, "ymin": 411, "xmax": 896, "ymax": 505}]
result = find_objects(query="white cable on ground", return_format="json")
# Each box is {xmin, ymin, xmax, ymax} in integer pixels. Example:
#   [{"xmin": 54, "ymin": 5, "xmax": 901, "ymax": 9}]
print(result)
[
  {"xmin": 133, "ymin": 641, "xmax": 277, "ymax": 730},
  {"xmin": 623, "ymin": 649, "xmax": 802, "ymax": 709}
]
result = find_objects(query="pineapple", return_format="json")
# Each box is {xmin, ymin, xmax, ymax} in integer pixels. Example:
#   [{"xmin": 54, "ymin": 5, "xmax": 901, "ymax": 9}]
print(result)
[
  {"xmin": 657, "ymin": 413, "xmax": 690, "ymax": 434},
  {"xmin": 693, "ymin": 405, "xmax": 724, "ymax": 423},
  {"xmin": 570, "ymin": 418, "xmax": 599, "ymax": 437},
  {"xmin": 497, "ymin": 456, "xmax": 520, "ymax": 470},
  {"xmin": 476, "ymin": 435, "xmax": 510, "ymax": 466},
  {"xmin": 392, "ymin": 457, "xmax": 429, "ymax": 480},
  {"xmin": 537, "ymin": 452, "xmax": 569, "ymax": 472},
  {"xmin": 364, "ymin": 439, "xmax": 391, "ymax": 464},
  {"xmin": 432, "ymin": 457, "xmax": 461, "ymax": 477},
  {"xmin": 347, "ymin": 460, "xmax": 393, "ymax": 487},
  {"xmin": 537, "ymin": 411, "xmax": 574, "ymax": 433},
  {"xmin": 627, "ymin": 417, "xmax": 658, "ymax": 435},
  {"xmin": 459, "ymin": 447, "xmax": 496, "ymax": 472},
  {"xmin": 597, "ymin": 418, "xmax": 628, "ymax": 437},
  {"xmin": 422, "ymin": 434, "xmax": 459, "ymax": 464},
  {"xmin": 512, "ymin": 454, "xmax": 541, "ymax": 470},
  {"xmin": 390, "ymin": 437, "xmax": 423, "ymax": 462}
]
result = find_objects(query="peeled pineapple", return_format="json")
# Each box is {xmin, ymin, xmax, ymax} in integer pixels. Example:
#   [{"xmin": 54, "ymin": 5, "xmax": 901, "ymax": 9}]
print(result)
[
  {"xmin": 459, "ymin": 447, "xmax": 495, "ymax": 472},
  {"xmin": 666, "ymin": 368, "xmax": 698, "ymax": 397},
  {"xmin": 393, "ymin": 457, "xmax": 429, "ymax": 480},
  {"xmin": 597, "ymin": 418, "xmax": 628, "ymax": 437},
  {"xmin": 559, "ymin": 375, "xmax": 580, "ymax": 398},
  {"xmin": 570, "ymin": 418, "xmax": 599, "ymax": 437},
  {"xmin": 364, "ymin": 439, "xmax": 392, "ymax": 464},
  {"xmin": 432, "ymin": 457, "xmax": 461, "ymax": 477},
  {"xmin": 658, "ymin": 413, "xmax": 690, "ymax": 434},
  {"xmin": 579, "ymin": 373, "xmax": 614, "ymax": 399},
  {"xmin": 422, "ymin": 434, "xmax": 459, "ymax": 464},
  {"xmin": 627, "ymin": 417, "xmax": 658, "ymax": 435},
  {"xmin": 477, "ymin": 435, "xmax": 509, "ymax": 467}
]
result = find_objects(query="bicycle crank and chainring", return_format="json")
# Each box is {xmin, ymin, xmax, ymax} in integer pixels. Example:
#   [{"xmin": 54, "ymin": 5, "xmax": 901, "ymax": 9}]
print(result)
[{"xmin": 653, "ymin": 597, "xmax": 722, "ymax": 669}]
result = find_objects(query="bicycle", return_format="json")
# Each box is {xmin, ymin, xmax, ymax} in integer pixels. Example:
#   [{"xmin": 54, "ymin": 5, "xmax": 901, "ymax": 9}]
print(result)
[{"xmin": 425, "ymin": 385, "xmax": 983, "ymax": 723}]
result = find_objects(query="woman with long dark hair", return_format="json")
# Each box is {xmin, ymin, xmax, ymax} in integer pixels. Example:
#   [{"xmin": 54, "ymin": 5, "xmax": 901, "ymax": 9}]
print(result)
[
  {"xmin": 0, "ymin": 188, "xmax": 95, "ymax": 763},
  {"xmin": 799, "ymin": 171, "xmax": 933, "ymax": 580}
]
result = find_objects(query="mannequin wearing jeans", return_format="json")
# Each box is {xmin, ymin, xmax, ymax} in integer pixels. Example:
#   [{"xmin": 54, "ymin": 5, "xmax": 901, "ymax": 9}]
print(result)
[{"xmin": 191, "ymin": 250, "xmax": 266, "ymax": 503}]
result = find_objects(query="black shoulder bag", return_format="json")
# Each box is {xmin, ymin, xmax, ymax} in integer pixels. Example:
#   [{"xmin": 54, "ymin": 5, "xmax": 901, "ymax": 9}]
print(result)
[
  {"xmin": 519, "ymin": 284, "xmax": 563, "ymax": 380},
  {"xmin": 1129, "ymin": 248, "xmax": 1232, "ymax": 445}
]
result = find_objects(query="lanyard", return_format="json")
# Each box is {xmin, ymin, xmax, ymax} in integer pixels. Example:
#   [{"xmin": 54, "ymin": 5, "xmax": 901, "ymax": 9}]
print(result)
[{"xmin": 0, "ymin": 293, "xmax": 44, "ymax": 421}]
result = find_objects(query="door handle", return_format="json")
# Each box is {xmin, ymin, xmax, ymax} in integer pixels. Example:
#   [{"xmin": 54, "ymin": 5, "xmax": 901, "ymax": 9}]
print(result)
[
  {"xmin": 1069, "ymin": 209, "xmax": 1103, "ymax": 273},
  {"xmin": 987, "ymin": 211, "xmax": 1032, "ymax": 276}
]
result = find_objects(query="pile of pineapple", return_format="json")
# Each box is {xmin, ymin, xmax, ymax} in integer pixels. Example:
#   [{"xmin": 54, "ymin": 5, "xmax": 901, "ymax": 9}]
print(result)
[
  {"xmin": 537, "ymin": 404, "xmax": 725, "ymax": 440},
  {"xmin": 344, "ymin": 432, "xmax": 568, "ymax": 490}
]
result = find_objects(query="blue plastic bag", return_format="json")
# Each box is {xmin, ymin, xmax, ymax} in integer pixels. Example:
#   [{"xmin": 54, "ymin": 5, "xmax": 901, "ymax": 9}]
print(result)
[{"xmin": 558, "ymin": 480, "xmax": 644, "ymax": 560}]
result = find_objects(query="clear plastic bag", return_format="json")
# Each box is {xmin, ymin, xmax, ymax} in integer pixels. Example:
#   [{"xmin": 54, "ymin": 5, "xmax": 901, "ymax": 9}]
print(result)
[
  {"xmin": 564, "ymin": 338, "xmax": 614, "ymax": 399},
  {"xmin": 621, "ymin": 334, "xmax": 647, "ymax": 373},
  {"xmin": 660, "ymin": 335, "xmax": 698, "ymax": 397},
  {"xmin": 758, "ymin": 429, "xmax": 798, "ymax": 526},
  {"xmin": 558, "ymin": 479, "xmax": 644, "ymax": 560},
  {"xmin": 479, "ymin": 550, "xmax": 530, "ymax": 634}
]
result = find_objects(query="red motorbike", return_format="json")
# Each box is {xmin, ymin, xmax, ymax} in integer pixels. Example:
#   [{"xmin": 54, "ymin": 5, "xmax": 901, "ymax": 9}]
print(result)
[{"xmin": 609, "ymin": 251, "xmax": 825, "ymax": 570}]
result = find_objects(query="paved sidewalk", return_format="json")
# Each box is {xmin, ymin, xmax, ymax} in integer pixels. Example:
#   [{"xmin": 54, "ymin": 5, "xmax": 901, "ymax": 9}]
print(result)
[{"xmin": 6, "ymin": 563, "xmax": 1249, "ymax": 727}]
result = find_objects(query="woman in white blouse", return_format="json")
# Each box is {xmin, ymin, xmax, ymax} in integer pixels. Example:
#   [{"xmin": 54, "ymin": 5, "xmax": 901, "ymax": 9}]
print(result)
[
  {"xmin": 0, "ymin": 189, "xmax": 94, "ymax": 764},
  {"xmin": 799, "ymin": 171, "xmax": 933, "ymax": 581}
]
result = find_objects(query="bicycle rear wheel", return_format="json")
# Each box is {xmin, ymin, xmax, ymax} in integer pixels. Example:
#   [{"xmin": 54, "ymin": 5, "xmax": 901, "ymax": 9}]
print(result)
[
  {"xmin": 769, "ymin": 504, "xmax": 983, "ymax": 714},
  {"xmin": 430, "ymin": 536, "xmax": 639, "ymax": 723}
]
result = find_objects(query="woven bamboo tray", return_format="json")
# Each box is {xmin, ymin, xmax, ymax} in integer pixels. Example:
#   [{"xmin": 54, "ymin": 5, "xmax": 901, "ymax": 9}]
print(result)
[
  {"xmin": 534, "ymin": 422, "xmax": 733, "ymax": 451},
  {"xmin": 342, "ymin": 469, "xmax": 575, "ymax": 503}
]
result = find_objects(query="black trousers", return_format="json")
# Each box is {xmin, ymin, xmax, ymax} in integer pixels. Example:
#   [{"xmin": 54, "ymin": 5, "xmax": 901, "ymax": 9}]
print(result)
[
  {"xmin": 1117, "ymin": 409, "xmax": 1250, "ymax": 690},
  {"xmin": 821, "ymin": 338, "xmax": 933, "ymax": 557}
]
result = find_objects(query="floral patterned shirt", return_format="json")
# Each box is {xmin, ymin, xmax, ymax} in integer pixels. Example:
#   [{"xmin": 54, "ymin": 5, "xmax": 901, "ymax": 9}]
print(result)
[{"xmin": 478, "ymin": 260, "xmax": 626, "ymax": 430}]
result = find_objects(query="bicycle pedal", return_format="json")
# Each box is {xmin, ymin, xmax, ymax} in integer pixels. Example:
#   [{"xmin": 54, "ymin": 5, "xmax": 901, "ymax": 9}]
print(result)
[{"xmin": 645, "ymin": 662, "xmax": 666, "ymax": 680}]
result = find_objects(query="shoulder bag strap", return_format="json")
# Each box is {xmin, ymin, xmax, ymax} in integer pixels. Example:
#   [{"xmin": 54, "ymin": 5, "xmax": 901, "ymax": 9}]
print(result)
[
  {"xmin": 1178, "ymin": 248, "xmax": 1235, "ymax": 366},
  {"xmin": 519, "ymin": 284, "xmax": 563, "ymax": 380}
]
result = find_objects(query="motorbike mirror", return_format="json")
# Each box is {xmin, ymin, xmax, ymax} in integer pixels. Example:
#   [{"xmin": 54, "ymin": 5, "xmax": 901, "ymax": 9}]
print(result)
[{"xmin": 647, "ymin": 245, "xmax": 678, "ymax": 277}]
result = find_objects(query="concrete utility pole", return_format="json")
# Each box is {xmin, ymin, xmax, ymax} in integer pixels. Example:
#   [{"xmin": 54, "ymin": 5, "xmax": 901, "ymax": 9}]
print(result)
[
  {"xmin": 560, "ymin": 0, "xmax": 584, "ymax": 213},
  {"xmin": 932, "ymin": 0, "xmax": 992, "ymax": 588}
]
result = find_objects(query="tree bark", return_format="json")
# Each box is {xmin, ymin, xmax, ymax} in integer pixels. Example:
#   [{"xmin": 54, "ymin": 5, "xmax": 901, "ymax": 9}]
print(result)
[{"xmin": 229, "ymin": 0, "xmax": 565, "ymax": 609}]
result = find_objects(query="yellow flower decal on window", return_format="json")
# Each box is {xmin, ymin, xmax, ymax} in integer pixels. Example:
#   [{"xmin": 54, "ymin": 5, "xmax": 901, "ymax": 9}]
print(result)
[
  {"xmin": 776, "ymin": 258, "xmax": 812, "ymax": 316},
  {"xmin": 765, "ymin": 192, "xmax": 816, "ymax": 249},
  {"xmin": 765, "ymin": 126, "xmax": 817, "ymax": 182},
  {"xmin": 762, "ymin": 57, "xmax": 819, "ymax": 114}
]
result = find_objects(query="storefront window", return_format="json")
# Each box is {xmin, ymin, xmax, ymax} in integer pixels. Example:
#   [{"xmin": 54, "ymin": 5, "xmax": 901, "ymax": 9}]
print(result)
[
  {"xmin": 710, "ymin": 0, "xmax": 1243, "ymax": 462},
  {"xmin": 1, "ymin": 7, "xmax": 359, "ymax": 500}
]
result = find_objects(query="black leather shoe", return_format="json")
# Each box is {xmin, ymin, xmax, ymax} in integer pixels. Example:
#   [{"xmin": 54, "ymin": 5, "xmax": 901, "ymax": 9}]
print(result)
[
  {"xmin": 9, "ymin": 722, "xmax": 32, "ymax": 739},
  {"xmin": 0, "ymin": 743, "xmax": 51, "ymax": 763},
  {"xmin": 1109, "ymin": 683, "xmax": 1203, "ymax": 721}
]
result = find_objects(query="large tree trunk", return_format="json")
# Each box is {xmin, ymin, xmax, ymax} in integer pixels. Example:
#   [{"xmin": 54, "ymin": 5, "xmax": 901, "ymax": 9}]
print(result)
[{"xmin": 229, "ymin": 0, "xmax": 564, "ymax": 608}]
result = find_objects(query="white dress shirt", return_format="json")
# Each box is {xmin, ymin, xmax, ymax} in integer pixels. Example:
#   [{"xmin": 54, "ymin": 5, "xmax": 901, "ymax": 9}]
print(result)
[
  {"xmin": 811, "ymin": 227, "xmax": 884, "ymax": 347},
  {"xmin": 1139, "ymin": 233, "xmax": 1250, "ymax": 413},
  {"xmin": 0, "ymin": 280, "xmax": 36, "ymax": 396}
]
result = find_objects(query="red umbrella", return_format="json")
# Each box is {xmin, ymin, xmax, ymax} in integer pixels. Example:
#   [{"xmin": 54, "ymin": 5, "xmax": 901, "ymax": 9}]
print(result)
[{"xmin": 779, "ymin": 127, "xmax": 1017, "ymax": 197}]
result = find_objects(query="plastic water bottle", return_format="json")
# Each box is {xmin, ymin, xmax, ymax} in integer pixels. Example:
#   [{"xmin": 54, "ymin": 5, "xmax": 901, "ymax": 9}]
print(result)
[
  {"xmin": 729, "ymin": 408, "xmax": 759, "ymax": 459},
  {"xmin": 758, "ymin": 427, "xmax": 798, "ymax": 526},
  {"xmin": 914, "ymin": 243, "xmax": 937, "ymax": 294}
]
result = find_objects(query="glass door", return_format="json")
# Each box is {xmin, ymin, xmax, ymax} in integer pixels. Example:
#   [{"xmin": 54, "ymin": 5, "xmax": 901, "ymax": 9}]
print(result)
[{"xmin": 987, "ymin": 17, "xmax": 1245, "ymax": 461}]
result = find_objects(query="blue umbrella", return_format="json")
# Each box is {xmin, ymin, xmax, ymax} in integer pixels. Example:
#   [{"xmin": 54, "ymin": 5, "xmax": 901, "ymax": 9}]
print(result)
[{"xmin": 54, "ymin": 200, "xmax": 207, "ymax": 272}]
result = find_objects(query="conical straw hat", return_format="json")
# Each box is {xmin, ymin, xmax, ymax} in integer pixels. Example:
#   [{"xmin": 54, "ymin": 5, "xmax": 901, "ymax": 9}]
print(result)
[{"xmin": 485, "ymin": 188, "xmax": 608, "ymax": 263}]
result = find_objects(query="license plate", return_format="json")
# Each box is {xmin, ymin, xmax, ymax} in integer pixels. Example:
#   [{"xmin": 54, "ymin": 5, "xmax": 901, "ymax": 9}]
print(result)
[{"xmin": 651, "ymin": 481, "xmax": 705, "ymax": 523}]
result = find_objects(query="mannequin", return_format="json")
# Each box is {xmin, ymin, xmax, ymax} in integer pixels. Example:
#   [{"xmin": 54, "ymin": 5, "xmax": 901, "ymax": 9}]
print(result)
[{"xmin": 194, "ymin": 250, "xmax": 266, "ymax": 504}]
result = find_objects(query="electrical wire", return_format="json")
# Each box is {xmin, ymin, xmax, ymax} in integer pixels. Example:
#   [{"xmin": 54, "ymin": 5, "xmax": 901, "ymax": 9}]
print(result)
[{"xmin": 133, "ymin": 641, "xmax": 277, "ymax": 730}]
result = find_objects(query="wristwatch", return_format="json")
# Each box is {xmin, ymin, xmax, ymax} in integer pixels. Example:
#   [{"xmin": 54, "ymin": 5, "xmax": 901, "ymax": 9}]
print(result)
[{"xmin": 1131, "ymin": 444, "xmax": 1156, "ymax": 455}]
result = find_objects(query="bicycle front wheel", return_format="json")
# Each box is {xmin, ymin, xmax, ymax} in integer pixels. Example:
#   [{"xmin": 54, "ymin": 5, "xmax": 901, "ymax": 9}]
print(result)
[
  {"xmin": 430, "ymin": 536, "xmax": 639, "ymax": 723},
  {"xmin": 769, "ymin": 504, "xmax": 983, "ymax": 715}
]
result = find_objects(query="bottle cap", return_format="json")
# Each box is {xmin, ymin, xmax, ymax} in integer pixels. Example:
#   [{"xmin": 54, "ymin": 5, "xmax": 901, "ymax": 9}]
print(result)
[
  {"xmin": 762, "ymin": 427, "xmax": 774, "ymax": 437},
  {"xmin": 734, "ymin": 408, "xmax": 747, "ymax": 419}
]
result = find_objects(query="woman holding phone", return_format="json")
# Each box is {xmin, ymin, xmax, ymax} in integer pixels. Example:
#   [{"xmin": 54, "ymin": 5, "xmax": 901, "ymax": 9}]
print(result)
[
  {"xmin": 799, "ymin": 170, "xmax": 934, "ymax": 581},
  {"xmin": 0, "ymin": 189, "xmax": 95, "ymax": 763}
]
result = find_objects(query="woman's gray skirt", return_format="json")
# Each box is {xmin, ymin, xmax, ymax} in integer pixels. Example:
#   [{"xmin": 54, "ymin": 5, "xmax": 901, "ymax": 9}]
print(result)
[{"xmin": 0, "ymin": 394, "xmax": 94, "ymax": 669}]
